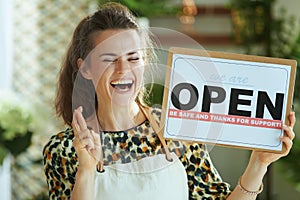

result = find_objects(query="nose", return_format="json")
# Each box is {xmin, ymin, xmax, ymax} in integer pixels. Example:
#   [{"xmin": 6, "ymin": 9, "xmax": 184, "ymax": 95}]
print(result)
[{"xmin": 115, "ymin": 57, "xmax": 130, "ymax": 74}]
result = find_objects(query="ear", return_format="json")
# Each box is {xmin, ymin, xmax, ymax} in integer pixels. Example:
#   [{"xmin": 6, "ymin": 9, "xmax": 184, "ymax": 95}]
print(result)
[{"xmin": 77, "ymin": 58, "xmax": 92, "ymax": 80}]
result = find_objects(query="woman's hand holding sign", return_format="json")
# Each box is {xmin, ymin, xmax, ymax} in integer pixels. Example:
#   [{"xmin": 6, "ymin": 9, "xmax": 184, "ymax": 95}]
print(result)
[{"xmin": 251, "ymin": 111, "xmax": 295, "ymax": 167}]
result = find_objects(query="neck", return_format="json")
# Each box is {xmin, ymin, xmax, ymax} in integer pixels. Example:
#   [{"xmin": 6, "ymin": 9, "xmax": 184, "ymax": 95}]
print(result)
[{"xmin": 97, "ymin": 100, "xmax": 146, "ymax": 131}]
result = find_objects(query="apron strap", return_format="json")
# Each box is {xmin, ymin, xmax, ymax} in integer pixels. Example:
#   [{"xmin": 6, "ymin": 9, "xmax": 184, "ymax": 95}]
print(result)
[{"xmin": 139, "ymin": 104, "xmax": 172, "ymax": 161}]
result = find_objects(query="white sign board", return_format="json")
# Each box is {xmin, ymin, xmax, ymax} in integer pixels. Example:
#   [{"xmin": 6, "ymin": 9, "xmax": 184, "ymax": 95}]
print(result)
[{"xmin": 161, "ymin": 48, "xmax": 297, "ymax": 151}]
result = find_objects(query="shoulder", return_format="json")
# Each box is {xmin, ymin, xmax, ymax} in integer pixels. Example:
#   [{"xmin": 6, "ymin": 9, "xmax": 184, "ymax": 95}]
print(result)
[
  {"xmin": 43, "ymin": 128, "xmax": 77, "ymax": 198},
  {"xmin": 43, "ymin": 128, "xmax": 74, "ymax": 154},
  {"xmin": 43, "ymin": 128, "xmax": 77, "ymax": 167}
]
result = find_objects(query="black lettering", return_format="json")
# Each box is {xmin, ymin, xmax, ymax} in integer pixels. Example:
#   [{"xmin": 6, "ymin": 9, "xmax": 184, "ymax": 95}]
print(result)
[
  {"xmin": 171, "ymin": 83, "xmax": 199, "ymax": 110},
  {"xmin": 228, "ymin": 88, "xmax": 252, "ymax": 117},
  {"xmin": 256, "ymin": 91, "xmax": 284, "ymax": 120},
  {"xmin": 201, "ymin": 85, "xmax": 226, "ymax": 112}
]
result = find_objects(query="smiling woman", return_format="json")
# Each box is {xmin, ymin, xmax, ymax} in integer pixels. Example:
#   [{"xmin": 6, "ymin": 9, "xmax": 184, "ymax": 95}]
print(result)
[
  {"xmin": 43, "ymin": 3, "xmax": 231, "ymax": 199},
  {"xmin": 42, "ymin": 2, "xmax": 296, "ymax": 200}
]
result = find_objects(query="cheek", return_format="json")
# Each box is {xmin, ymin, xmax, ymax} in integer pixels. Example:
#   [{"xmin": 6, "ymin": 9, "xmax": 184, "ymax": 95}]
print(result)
[
  {"xmin": 135, "ymin": 65, "xmax": 145, "ymax": 86},
  {"xmin": 95, "ymin": 73, "xmax": 112, "ymax": 101},
  {"xmin": 89, "ymin": 64, "xmax": 111, "ymax": 88},
  {"xmin": 89, "ymin": 67, "xmax": 112, "ymax": 97}
]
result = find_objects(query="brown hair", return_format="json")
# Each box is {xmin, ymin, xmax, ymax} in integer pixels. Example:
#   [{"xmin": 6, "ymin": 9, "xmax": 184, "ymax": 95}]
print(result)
[{"xmin": 55, "ymin": 3, "xmax": 154, "ymax": 126}]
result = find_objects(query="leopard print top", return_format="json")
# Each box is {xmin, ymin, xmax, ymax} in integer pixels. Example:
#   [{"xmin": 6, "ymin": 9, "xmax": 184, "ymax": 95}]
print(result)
[{"xmin": 43, "ymin": 108, "xmax": 231, "ymax": 199}]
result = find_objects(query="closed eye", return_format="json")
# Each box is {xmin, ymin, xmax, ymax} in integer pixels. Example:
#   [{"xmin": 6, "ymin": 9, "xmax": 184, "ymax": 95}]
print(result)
[
  {"xmin": 99, "ymin": 53, "xmax": 118, "ymax": 63},
  {"xmin": 103, "ymin": 58, "xmax": 118, "ymax": 62},
  {"xmin": 102, "ymin": 56, "xmax": 118, "ymax": 62},
  {"xmin": 128, "ymin": 57, "xmax": 140, "ymax": 62}
]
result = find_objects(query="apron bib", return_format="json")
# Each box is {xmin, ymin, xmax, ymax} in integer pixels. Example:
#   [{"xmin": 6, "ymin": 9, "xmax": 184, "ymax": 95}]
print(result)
[{"xmin": 94, "ymin": 152, "xmax": 188, "ymax": 200}]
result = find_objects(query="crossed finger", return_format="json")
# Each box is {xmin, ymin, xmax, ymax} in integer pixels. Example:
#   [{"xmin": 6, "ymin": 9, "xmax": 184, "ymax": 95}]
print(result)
[{"xmin": 72, "ymin": 107, "xmax": 94, "ymax": 150}]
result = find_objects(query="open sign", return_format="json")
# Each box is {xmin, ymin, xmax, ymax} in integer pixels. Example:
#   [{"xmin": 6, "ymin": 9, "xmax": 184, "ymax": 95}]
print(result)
[{"xmin": 161, "ymin": 48, "xmax": 297, "ymax": 151}]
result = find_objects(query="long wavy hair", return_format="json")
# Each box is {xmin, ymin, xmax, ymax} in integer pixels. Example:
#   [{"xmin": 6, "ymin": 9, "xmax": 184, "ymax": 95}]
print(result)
[{"xmin": 55, "ymin": 2, "xmax": 156, "ymax": 126}]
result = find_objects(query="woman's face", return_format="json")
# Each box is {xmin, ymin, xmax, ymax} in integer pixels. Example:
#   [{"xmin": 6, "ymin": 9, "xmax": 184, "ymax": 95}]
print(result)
[{"xmin": 80, "ymin": 29, "xmax": 145, "ymax": 107}]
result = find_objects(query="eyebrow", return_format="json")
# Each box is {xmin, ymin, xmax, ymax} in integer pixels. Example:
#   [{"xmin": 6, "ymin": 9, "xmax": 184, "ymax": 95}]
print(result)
[
  {"xmin": 127, "ymin": 51, "xmax": 138, "ymax": 56},
  {"xmin": 99, "ymin": 53, "xmax": 117, "ymax": 57}
]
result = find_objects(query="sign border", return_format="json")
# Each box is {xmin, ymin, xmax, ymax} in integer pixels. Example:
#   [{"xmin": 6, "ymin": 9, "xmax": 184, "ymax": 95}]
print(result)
[{"xmin": 160, "ymin": 47, "xmax": 297, "ymax": 152}]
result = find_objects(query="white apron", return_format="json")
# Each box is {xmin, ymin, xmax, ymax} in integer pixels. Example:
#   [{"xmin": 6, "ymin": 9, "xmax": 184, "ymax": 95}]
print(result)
[
  {"xmin": 94, "ymin": 152, "xmax": 188, "ymax": 200},
  {"xmin": 93, "ymin": 106, "xmax": 189, "ymax": 200}
]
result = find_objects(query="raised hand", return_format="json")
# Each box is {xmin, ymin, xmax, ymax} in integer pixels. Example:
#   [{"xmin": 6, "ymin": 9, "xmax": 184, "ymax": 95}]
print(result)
[
  {"xmin": 72, "ymin": 106, "xmax": 101, "ymax": 170},
  {"xmin": 251, "ymin": 111, "xmax": 296, "ymax": 167}
]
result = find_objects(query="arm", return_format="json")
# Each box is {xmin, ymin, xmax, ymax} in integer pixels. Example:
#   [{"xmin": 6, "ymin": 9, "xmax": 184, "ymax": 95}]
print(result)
[
  {"xmin": 226, "ymin": 154, "xmax": 266, "ymax": 200},
  {"xmin": 70, "ymin": 129, "xmax": 96, "ymax": 200},
  {"xmin": 179, "ymin": 142, "xmax": 231, "ymax": 199},
  {"xmin": 178, "ymin": 111, "xmax": 295, "ymax": 200},
  {"xmin": 227, "ymin": 112, "xmax": 296, "ymax": 200},
  {"xmin": 70, "ymin": 107, "xmax": 100, "ymax": 200},
  {"xmin": 71, "ymin": 167, "xmax": 95, "ymax": 200}
]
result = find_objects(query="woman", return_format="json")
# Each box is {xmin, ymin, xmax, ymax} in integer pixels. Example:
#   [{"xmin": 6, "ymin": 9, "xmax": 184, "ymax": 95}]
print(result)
[{"xmin": 43, "ymin": 3, "xmax": 295, "ymax": 200}]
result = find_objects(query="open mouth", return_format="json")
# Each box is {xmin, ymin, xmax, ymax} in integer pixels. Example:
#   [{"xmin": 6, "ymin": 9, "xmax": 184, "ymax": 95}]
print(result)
[{"xmin": 110, "ymin": 79, "xmax": 134, "ymax": 92}]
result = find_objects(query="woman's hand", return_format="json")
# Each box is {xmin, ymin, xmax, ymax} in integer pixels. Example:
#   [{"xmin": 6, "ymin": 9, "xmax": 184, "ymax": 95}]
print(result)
[
  {"xmin": 227, "ymin": 112, "xmax": 296, "ymax": 200},
  {"xmin": 251, "ymin": 111, "xmax": 296, "ymax": 167},
  {"xmin": 72, "ymin": 106, "xmax": 101, "ymax": 171},
  {"xmin": 71, "ymin": 106, "xmax": 100, "ymax": 200}
]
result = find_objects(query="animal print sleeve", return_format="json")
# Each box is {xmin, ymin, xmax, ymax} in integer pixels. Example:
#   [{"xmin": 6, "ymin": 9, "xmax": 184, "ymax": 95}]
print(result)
[
  {"xmin": 43, "ymin": 129, "xmax": 77, "ymax": 199},
  {"xmin": 180, "ymin": 142, "xmax": 231, "ymax": 199}
]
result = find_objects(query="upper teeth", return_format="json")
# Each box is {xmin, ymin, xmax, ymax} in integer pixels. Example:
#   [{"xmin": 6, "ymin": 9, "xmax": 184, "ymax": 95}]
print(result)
[{"xmin": 111, "ymin": 80, "xmax": 133, "ymax": 85}]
